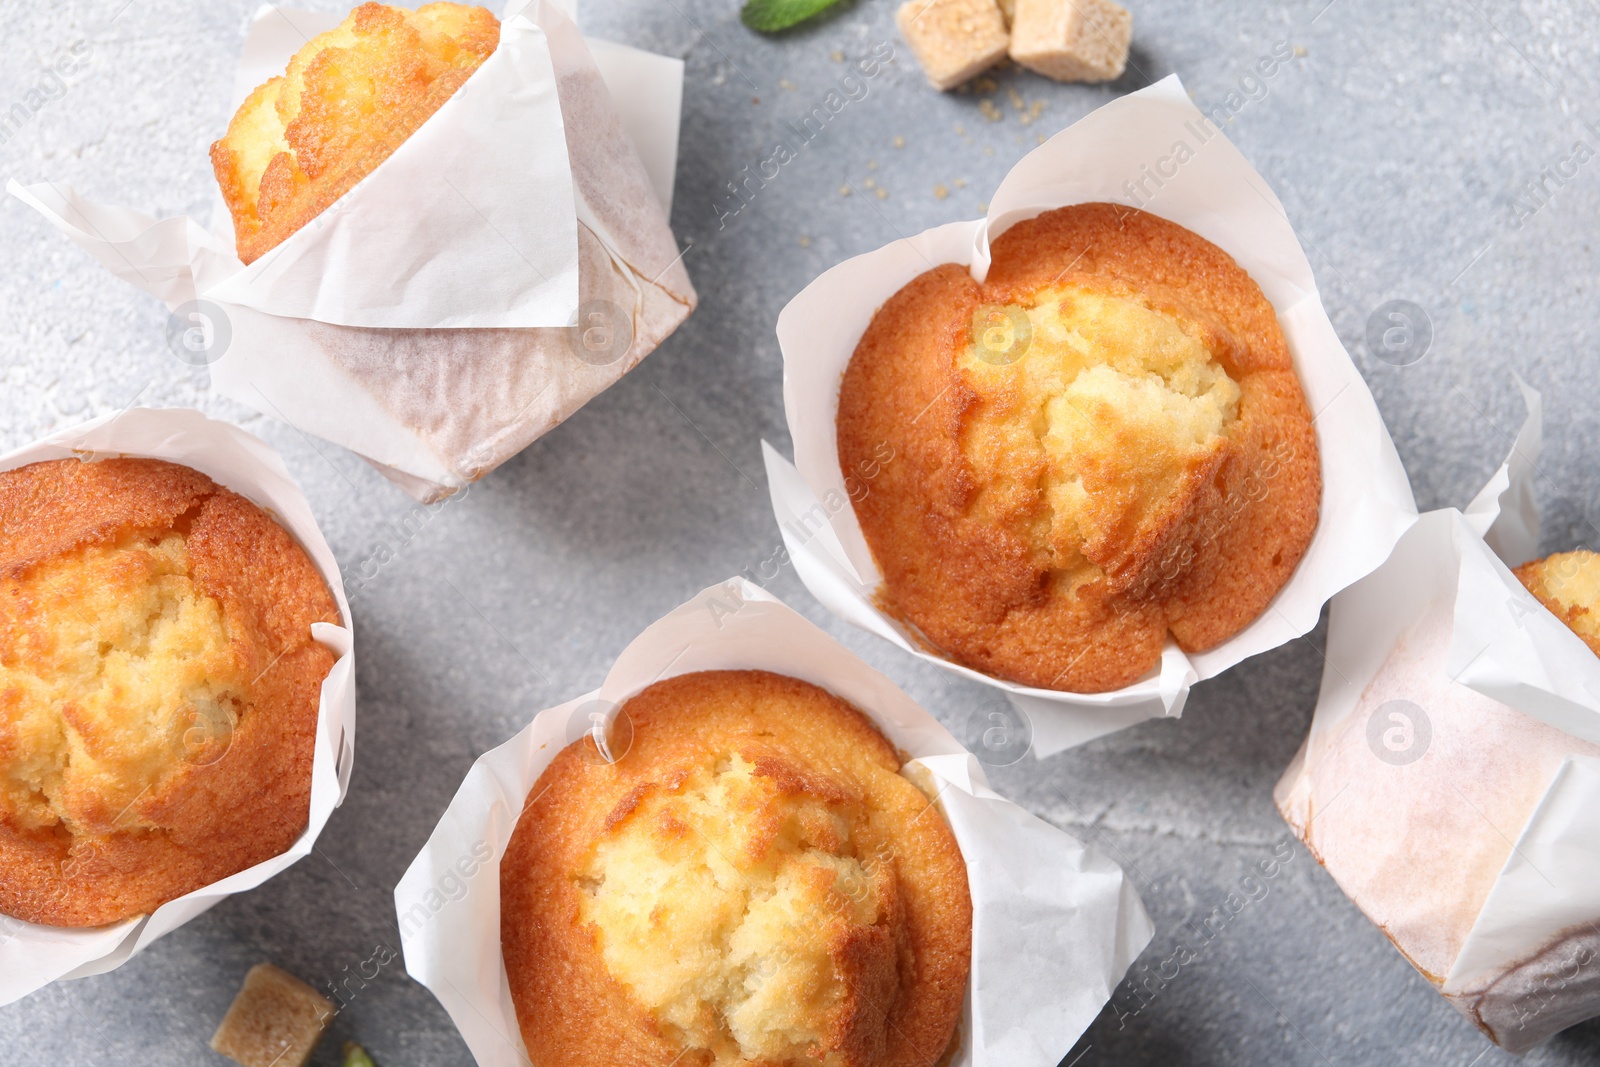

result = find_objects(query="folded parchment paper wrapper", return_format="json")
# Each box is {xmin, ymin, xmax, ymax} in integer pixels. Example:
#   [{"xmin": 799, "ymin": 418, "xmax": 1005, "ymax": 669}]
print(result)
[
  {"xmin": 1276, "ymin": 383, "xmax": 1600, "ymax": 1052},
  {"xmin": 395, "ymin": 580, "xmax": 1153, "ymax": 1067},
  {"xmin": 762, "ymin": 74, "xmax": 1416, "ymax": 756},
  {"xmin": 10, "ymin": 0, "xmax": 695, "ymax": 503},
  {"xmin": 0, "ymin": 408, "xmax": 355, "ymax": 1005}
]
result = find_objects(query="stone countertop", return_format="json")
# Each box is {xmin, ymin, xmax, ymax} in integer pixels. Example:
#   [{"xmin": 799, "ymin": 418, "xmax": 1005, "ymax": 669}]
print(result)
[{"xmin": 1, "ymin": 0, "xmax": 1597, "ymax": 1064}]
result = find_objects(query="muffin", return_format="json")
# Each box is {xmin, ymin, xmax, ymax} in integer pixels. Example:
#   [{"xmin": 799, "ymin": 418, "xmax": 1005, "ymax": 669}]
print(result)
[
  {"xmin": 0, "ymin": 457, "xmax": 339, "ymax": 927},
  {"xmin": 837, "ymin": 202, "xmax": 1322, "ymax": 692},
  {"xmin": 1515, "ymin": 549, "xmax": 1600, "ymax": 657},
  {"xmin": 500, "ymin": 670, "xmax": 972, "ymax": 1067},
  {"xmin": 212, "ymin": 2, "xmax": 500, "ymax": 264}
]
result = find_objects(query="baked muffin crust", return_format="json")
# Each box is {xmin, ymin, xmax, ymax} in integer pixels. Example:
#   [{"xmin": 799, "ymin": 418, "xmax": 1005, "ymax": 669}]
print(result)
[
  {"xmin": 837, "ymin": 203, "xmax": 1322, "ymax": 692},
  {"xmin": 500, "ymin": 670, "xmax": 971, "ymax": 1067},
  {"xmin": 1515, "ymin": 550, "xmax": 1600, "ymax": 657},
  {"xmin": 211, "ymin": 2, "xmax": 500, "ymax": 264},
  {"xmin": 0, "ymin": 458, "xmax": 339, "ymax": 927}
]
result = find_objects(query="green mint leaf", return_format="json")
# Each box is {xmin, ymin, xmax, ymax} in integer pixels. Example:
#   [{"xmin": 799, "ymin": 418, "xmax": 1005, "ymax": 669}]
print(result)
[{"xmin": 741, "ymin": 0, "xmax": 842, "ymax": 33}]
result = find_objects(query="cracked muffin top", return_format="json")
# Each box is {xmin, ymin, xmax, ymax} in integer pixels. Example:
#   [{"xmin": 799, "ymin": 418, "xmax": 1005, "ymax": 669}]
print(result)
[
  {"xmin": 0, "ymin": 457, "xmax": 338, "ymax": 927},
  {"xmin": 500, "ymin": 670, "xmax": 971, "ymax": 1067},
  {"xmin": 837, "ymin": 203, "xmax": 1322, "ymax": 692}
]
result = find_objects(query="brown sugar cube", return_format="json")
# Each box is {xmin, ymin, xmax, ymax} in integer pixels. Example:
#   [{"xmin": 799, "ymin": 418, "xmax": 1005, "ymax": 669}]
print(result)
[
  {"xmin": 1009, "ymin": 0, "xmax": 1132, "ymax": 82},
  {"xmin": 210, "ymin": 963, "xmax": 335, "ymax": 1067},
  {"xmin": 896, "ymin": 0, "xmax": 1010, "ymax": 91}
]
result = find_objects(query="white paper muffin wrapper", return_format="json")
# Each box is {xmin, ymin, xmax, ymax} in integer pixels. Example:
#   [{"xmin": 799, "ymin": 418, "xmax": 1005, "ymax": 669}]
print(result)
[
  {"xmin": 0, "ymin": 408, "xmax": 356, "ymax": 1006},
  {"xmin": 394, "ymin": 579, "xmax": 1153, "ymax": 1067},
  {"xmin": 1276, "ymin": 383, "xmax": 1600, "ymax": 1051},
  {"xmin": 10, "ymin": 1, "xmax": 694, "ymax": 501},
  {"xmin": 763, "ymin": 74, "xmax": 1418, "ymax": 755}
]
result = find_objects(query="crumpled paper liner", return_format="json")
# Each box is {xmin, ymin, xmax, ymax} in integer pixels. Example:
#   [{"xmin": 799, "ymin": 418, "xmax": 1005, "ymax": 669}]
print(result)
[
  {"xmin": 10, "ymin": 0, "xmax": 695, "ymax": 503},
  {"xmin": 0, "ymin": 408, "xmax": 355, "ymax": 1006},
  {"xmin": 762, "ymin": 74, "xmax": 1416, "ymax": 756},
  {"xmin": 1275, "ymin": 382, "xmax": 1600, "ymax": 1052},
  {"xmin": 394, "ymin": 579, "xmax": 1153, "ymax": 1067}
]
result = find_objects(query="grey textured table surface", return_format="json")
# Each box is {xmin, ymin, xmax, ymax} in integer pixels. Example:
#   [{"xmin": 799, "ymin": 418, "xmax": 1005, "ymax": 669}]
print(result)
[{"xmin": 2, "ymin": 0, "xmax": 1598, "ymax": 1064}]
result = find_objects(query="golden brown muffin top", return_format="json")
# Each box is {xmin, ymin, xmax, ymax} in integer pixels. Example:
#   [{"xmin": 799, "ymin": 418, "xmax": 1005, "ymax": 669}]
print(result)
[
  {"xmin": 211, "ymin": 2, "xmax": 500, "ymax": 264},
  {"xmin": 837, "ymin": 203, "xmax": 1322, "ymax": 692},
  {"xmin": 501, "ymin": 670, "xmax": 971, "ymax": 1067},
  {"xmin": 1515, "ymin": 550, "xmax": 1600, "ymax": 657},
  {"xmin": 0, "ymin": 458, "xmax": 339, "ymax": 927}
]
